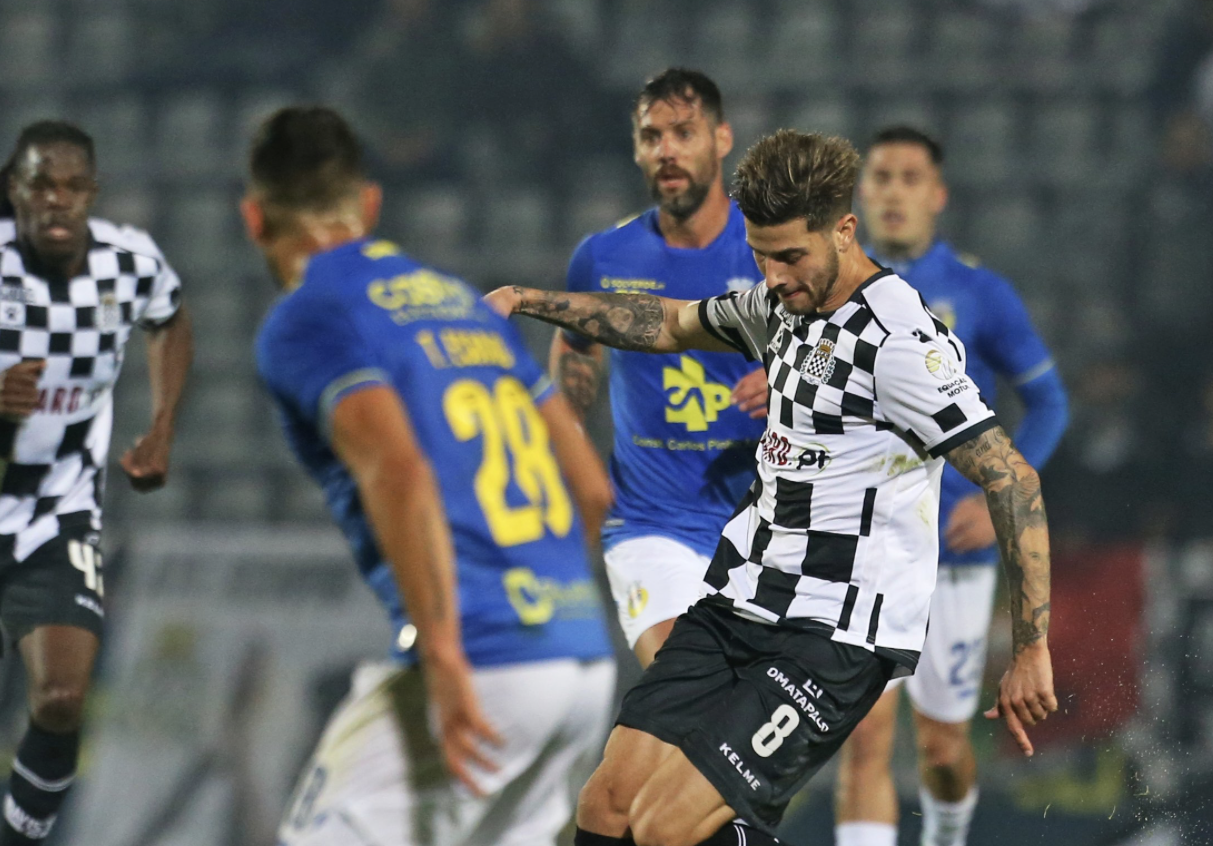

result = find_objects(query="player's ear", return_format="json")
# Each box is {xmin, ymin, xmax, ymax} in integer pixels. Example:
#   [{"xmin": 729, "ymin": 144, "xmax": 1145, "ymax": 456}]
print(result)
[
  {"xmin": 716, "ymin": 120, "xmax": 734, "ymax": 159},
  {"xmin": 835, "ymin": 213, "xmax": 859, "ymax": 251},
  {"xmin": 933, "ymin": 179, "xmax": 949, "ymax": 216},
  {"xmin": 361, "ymin": 182, "xmax": 382, "ymax": 232},
  {"xmin": 240, "ymin": 195, "xmax": 266, "ymax": 243}
]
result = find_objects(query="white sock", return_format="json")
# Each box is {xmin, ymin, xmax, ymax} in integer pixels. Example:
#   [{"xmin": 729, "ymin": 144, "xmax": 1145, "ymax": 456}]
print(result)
[
  {"xmin": 835, "ymin": 821, "xmax": 897, "ymax": 846},
  {"xmin": 919, "ymin": 787, "xmax": 978, "ymax": 846}
]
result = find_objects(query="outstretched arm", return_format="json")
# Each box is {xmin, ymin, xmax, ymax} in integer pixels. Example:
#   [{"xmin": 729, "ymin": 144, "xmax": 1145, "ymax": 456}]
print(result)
[
  {"xmin": 485, "ymin": 286, "xmax": 733, "ymax": 354},
  {"xmin": 945, "ymin": 424, "xmax": 1057, "ymax": 756}
]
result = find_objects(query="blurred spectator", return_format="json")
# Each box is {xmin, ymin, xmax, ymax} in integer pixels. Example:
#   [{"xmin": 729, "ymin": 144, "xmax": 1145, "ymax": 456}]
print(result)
[
  {"xmin": 1161, "ymin": 367, "xmax": 1213, "ymax": 542},
  {"xmin": 1151, "ymin": 0, "xmax": 1213, "ymax": 171},
  {"xmin": 461, "ymin": 0, "xmax": 624, "ymax": 185},
  {"xmin": 324, "ymin": 0, "xmax": 466, "ymax": 184},
  {"xmin": 1046, "ymin": 359, "xmax": 1166, "ymax": 546}
]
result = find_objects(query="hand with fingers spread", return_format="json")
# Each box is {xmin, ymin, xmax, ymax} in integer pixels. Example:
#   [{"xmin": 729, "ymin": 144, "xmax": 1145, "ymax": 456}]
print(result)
[
  {"xmin": 944, "ymin": 492, "xmax": 997, "ymax": 553},
  {"xmin": 731, "ymin": 367, "xmax": 768, "ymax": 420},
  {"xmin": 985, "ymin": 640, "xmax": 1057, "ymax": 757},
  {"xmin": 0, "ymin": 359, "xmax": 46, "ymax": 419},
  {"xmin": 425, "ymin": 651, "xmax": 504, "ymax": 795}
]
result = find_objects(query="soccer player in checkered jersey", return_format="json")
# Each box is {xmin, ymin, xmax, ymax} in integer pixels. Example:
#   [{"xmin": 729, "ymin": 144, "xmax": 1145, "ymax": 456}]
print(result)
[
  {"xmin": 553, "ymin": 69, "xmax": 767, "ymax": 669},
  {"xmin": 487, "ymin": 129, "xmax": 1056, "ymax": 846},
  {"xmin": 832, "ymin": 128, "xmax": 1069, "ymax": 846},
  {"xmin": 0, "ymin": 121, "xmax": 192, "ymax": 844}
]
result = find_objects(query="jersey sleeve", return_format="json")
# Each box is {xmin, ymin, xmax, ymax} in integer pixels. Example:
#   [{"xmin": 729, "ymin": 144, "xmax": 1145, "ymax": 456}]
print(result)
[
  {"xmin": 874, "ymin": 330, "xmax": 998, "ymax": 457},
  {"xmin": 256, "ymin": 295, "xmax": 390, "ymax": 440},
  {"xmin": 697, "ymin": 284, "xmax": 770, "ymax": 362},
  {"xmin": 134, "ymin": 236, "xmax": 183, "ymax": 328},
  {"xmin": 975, "ymin": 273, "xmax": 1054, "ymax": 385}
]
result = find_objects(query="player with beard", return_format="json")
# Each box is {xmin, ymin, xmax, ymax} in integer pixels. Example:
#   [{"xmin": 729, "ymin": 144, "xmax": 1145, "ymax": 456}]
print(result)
[
  {"xmin": 488, "ymin": 130, "xmax": 1055, "ymax": 846},
  {"xmin": 0, "ymin": 121, "xmax": 192, "ymax": 845},
  {"xmin": 553, "ymin": 68, "xmax": 766, "ymax": 669},
  {"xmin": 832, "ymin": 127, "xmax": 1069, "ymax": 846}
]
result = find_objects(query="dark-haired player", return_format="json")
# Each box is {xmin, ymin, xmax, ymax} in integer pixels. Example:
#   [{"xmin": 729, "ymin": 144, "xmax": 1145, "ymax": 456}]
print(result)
[
  {"xmin": 488, "ymin": 130, "xmax": 1056, "ymax": 846},
  {"xmin": 244, "ymin": 106, "xmax": 616, "ymax": 846},
  {"xmin": 0, "ymin": 121, "xmax": 192, "ymax": 844},
  {"xmin": 831, "ymin": 127, "xmax": 1069, "ymax": 846},
  {"xmin": 554, "ymin": 67, "xmax": 765, "ymax": 668}
]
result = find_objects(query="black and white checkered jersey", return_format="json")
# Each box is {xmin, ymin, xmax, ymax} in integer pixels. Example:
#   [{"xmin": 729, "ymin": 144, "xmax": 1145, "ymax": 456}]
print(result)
[
  {"xmin": 697, "ymin": 269, "xmax": 997, "ymax": 675},
  {"xmin": 0, "ymin": 218, "xmax": 181, "ymax": 561}
]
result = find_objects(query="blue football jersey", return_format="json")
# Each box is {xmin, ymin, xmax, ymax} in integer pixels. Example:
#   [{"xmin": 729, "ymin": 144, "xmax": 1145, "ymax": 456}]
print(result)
[
  {"xmin": 257, "ymin": 239, "xmax": 611, "ymax": 666},
  {"xmin": 875, "ymin": 241, "xmax": 1055, "ymax": 566},
  {"xmin": 567, "ymin": 203, "xmax": 766, "ymax": 557}
]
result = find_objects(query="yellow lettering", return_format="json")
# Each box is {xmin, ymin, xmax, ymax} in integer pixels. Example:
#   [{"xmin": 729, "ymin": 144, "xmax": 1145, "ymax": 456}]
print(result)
[
  {"xmin": 503, "ymin": 568, "xmax": 554, "ymax": 625},
  {"xmin": 663, "ymin": 356, "xmax": 731, "ymax": 433},
  {"xmin": 438, "ymin": 329, "xmax": 515, "ymax": 368}
]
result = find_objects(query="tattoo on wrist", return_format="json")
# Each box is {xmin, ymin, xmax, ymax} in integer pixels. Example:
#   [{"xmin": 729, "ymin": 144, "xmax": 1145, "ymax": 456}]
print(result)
[
  {"xmin": 946, "ymin": 426, "xmax": 1051, "ymax": 654},
  {"xmin": 516, "ymin": 291, "xmax": 664, "ymax": 352}
]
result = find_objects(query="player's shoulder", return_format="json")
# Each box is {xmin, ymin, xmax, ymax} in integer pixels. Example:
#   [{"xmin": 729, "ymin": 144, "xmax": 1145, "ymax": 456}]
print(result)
[
  {"xmin": 858, "ymin": 270, "xmax": 938, "ymax": 334},
  {"xmin": 579, "ymin": 208, "xmax": 658, "ymax": 255},
  {"xmin": 935, "ymin": 242, "xmax": 1017, "ymax": 291},
  {"xmin": 87, "ymin": 218, "xmax": 168, "ymax": 261}
]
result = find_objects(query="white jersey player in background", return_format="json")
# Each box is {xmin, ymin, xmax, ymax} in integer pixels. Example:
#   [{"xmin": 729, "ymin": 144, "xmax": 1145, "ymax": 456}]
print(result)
[{"xmin": 0, "ymin": 120, "xmax": 192, "ymax": 846}]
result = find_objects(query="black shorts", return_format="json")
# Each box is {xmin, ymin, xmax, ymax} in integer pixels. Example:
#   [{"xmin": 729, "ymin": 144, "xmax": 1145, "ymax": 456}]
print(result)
[
  {"xmin": 0, "ymin": 514, "xmax": 106, "ymax": 647},
  {"xmin": 616, "ymin": 602, "xmax": 893, "ymax": 833}
]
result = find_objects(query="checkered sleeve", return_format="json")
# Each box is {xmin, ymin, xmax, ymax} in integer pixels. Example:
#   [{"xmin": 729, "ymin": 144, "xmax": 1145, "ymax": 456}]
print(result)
[
  {"xmin": 138, "ymin": 257, "xmax": 182, "ymax": 328},
  {"xmin": 697, "ymin": 284, "xmax": 771, "ymax": 361},
  {"xmin": 116, "ymin": 226, "xmax": 182, "ymax": 328},
  {"xmin": 874, "ymin": 331, "xmax": 998, "ymax": 457}
]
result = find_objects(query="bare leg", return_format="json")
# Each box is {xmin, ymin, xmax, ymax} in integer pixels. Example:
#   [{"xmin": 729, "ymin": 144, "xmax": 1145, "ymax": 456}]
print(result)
[
  {"xmin": 835, "ymin": 685, "xmax": 900, "ymax": 846},
  {"xmin": 633, "ymin": 618, "xmax": 677, "ymax": 669}
]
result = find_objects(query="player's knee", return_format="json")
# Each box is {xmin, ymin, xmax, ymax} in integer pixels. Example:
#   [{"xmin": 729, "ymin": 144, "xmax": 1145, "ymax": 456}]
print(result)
[
  {"xmin": 30, "ymin": 682, "xmax": 87, "ymax": 733},
  {"xmin": 917, "ymin": 722, "xmax": 969, "ymax": 771},
  {"xmin": 845, "ymin": 709, "xmax": 896, "ymax": 768}
]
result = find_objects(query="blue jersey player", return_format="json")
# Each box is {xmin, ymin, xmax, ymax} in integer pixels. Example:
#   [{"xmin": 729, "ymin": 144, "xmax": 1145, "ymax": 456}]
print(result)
[
  {"xmin": 243, "ymin": 107, "xmax": 615, "ymax": 846},
  {"xmin": 833, "ymin": 127, "xmax": 1070, "ymax": 846},
  {"xmin": 551, "ymin": 69, "xmax": 766, "ymax": 667}
]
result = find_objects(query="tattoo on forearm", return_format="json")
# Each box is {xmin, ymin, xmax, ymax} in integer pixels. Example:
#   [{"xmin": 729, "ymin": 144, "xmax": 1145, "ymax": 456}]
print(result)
[
  {"xmin": 557, "ymin": 351, "xmax": 601, "ymax": 420},
  {"xmin": 513, "ymin": 287, "xmax": 665, "ymax": 352},
  {"xmin": 947, "ymin": 426, "xmax": 1050, "ymax": 655}
]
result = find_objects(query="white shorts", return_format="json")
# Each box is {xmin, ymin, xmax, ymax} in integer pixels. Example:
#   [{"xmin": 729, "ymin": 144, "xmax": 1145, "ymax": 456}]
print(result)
[
  {"xmin": 604, "ymin": 535, "xmax": 711, "ymax": 649},
  {"xmin": 888, "ymin": 564, "xmax": 999, "ymax": 724},
  {"xmin": 278, "ymin": 657, "xmax": 616, "ymax": 846}
]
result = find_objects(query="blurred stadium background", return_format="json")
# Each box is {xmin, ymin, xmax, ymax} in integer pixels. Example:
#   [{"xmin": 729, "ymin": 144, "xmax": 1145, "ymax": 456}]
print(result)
[{"xmin": 2, "ymin": 0, "xmax": 1212, "ymax": 843}]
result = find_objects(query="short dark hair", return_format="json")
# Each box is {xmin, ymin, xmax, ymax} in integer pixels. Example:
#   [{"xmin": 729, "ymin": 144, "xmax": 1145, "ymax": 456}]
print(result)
[
  {"xmin": 869, "ymin": 125, "xmax": 944, "ymax": 166},
  {"xmin": 732, "ymin": 130, "xmax": 861, "ymax": 231},
  {"xmin": 248, "ymin": 106, "xmax": 363, "ymax": 213},
  {"xmin": 1, "ymin": 120, "xmax": 96, "ymax": 217},
  {"xmin": 634, "ymin": 68, "xmax": 724, "ymax": 124}
]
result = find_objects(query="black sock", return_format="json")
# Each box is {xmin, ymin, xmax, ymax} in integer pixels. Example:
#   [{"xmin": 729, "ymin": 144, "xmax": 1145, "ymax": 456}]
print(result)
[
  {"xmin": 699, "ymin": 820, "xmax": 783, "ymax": 845},
  {"xmin": 575, "ymin": 827, "xmax": 635, "ymax": 846},
  {"xmin": 0, "ymin": 722, "xmax": 79, "ymax": 844}
]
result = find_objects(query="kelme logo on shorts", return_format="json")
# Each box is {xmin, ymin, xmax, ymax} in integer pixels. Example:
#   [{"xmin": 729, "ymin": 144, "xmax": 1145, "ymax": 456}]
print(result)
[{"xmin": 663, "ymin": 356, "xmax": 730, "ymax": 433}]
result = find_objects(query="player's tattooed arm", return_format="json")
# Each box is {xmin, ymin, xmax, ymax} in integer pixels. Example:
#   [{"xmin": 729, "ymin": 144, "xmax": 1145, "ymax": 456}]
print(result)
[
  {"xmin": 945, "ymin": 425, "xmax": 1050, "ymax": 654},
  {"xmin": 485, "ymin": 286, "xmax": 734, "ymax": 354},
  {"xmin": 548, "ymin": 332, "xmax": 605, "ymax": 422}
]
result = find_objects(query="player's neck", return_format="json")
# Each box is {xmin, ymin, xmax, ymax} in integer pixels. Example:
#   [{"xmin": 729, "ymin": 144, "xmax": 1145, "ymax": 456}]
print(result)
[
  {"xmin": 276, "ymin": 221, "xmax": 368, "ymax": 291},
  {"xmin": 17, "ymin": 234, "xmax": 87, "ymax": 281},
  {"xmin": 819, "ymin": 249, "xmax": 883, "ymax": 313},
  {"xmin": 657, "ymin": 185, "xmax": 730, "ymax": 250},
  {"xmin": 872, "ymin": 235, "xmax": 934, "ymax": 264}
]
